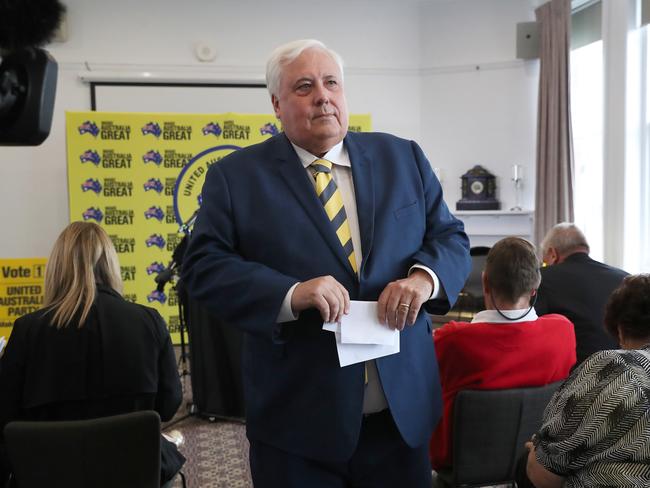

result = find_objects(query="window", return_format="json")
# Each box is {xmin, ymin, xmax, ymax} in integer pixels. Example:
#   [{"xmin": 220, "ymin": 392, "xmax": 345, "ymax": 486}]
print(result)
[
  {"xmin": 641, "ymin": 27, "xmax": 650, "ymax": 272},
  {"xmin": 571, "ymin": 41, "xmax": 604, "ymax": 261},
  {"xmin": 627, "ymin": 23, "xmax": 650, "ymax": 273},
  {"xmin": 571, "ymin": 0, "xmax": 650, "ymax": 272}
]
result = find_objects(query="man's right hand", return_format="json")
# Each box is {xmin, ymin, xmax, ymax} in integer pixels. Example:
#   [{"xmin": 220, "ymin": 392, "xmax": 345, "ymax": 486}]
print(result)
[{"xmin": 291, "ymin": 276, "xmax": 350, "ymax": 323}]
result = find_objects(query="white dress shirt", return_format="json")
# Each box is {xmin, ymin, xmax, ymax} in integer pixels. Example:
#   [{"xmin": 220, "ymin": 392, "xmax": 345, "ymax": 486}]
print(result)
[{"xmin": 471, "ymin": 307, "xmax": 538, "ymax": 324}]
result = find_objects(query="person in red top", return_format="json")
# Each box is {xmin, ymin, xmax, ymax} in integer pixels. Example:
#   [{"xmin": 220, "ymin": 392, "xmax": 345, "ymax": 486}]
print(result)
[{"xmin": 430, "ymin": 237, "xmax": 576, "ymax": 472}]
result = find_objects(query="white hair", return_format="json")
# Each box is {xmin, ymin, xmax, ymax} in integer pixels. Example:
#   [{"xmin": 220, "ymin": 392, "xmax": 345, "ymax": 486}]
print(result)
[
  {"xmin": 540, "ymin": 222, "xmax": 590, "ymax": 256},
  {"xmin": 265, "ymin": 39, "xmax": 345, "ymax": 98}
]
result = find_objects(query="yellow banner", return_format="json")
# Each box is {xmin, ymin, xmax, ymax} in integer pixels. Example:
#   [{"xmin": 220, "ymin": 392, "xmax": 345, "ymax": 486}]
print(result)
[
  {"xmin": 0, "ymin": 258, "xmax": 47, "ymax": 338},
  {"xmin": 66, "ymin": 112, "xmax": 372, "ymax": 343}
]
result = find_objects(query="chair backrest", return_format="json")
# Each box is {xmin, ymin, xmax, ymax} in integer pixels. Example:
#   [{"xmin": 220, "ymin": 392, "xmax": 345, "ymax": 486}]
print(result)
[
  {"xmin": 451, "ymin": 381, "xmax": 562, "ymax": 487},
  {"xmin": 448, "ymin": 247, "xmax": 491, "ymax": 322},
  {"xmin": 464, "ymin": 246, "xmax": 490, "ymax": 299},
  {"xmin": 4, "ymin": 410, "xmax": 161, "ymax": 488}
]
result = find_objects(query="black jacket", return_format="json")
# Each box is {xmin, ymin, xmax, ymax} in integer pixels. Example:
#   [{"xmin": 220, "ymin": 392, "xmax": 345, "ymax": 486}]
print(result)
[
  {"xmin": 0, "ymin": 285, "xmax": 183, "ymax": 484},
  {"xmin": 536, "ymin": 253, "xmax": 628, "ymax": 365}
]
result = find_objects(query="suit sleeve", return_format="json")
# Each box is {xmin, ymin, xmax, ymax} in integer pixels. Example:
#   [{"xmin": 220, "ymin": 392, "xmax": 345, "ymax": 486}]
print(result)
[
  {"xmin": 409, "ymin": 141, "xmax": 471, "ymax": 314},
  {"xmin": 181, "ymin": 163, "xmax": 299, "ymax": 339},
  {"xmin": 150, "ymin": 310, "xmax": 182, "ymax": 421}
]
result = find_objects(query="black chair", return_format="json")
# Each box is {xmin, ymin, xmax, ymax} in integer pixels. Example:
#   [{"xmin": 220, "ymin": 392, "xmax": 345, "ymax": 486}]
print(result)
[
  {"xmin": 435, "ymin": 381, "xmax": 562, "ymax": 488},
  {"xmin": 444, "ymin": 246, "xmax": 490, "ymax": 322},
  {"xmin": 4, "ymin": 411, "xmax": 162, "ymax": 488}
]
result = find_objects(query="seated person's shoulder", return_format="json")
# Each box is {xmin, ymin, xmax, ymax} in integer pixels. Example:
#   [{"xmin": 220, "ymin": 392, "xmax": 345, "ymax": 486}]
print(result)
[
  {"xmin": 543, "ymin": 349, "xmax": 650, "ymax": 439},
  {"xmin": 125, "ymin": 300, "xmax": 165, "ymax": 326},
  {"xmin": 434, "ymin": 320, "xmax": 476, "ymax": 340},
  {"xmin": 11, "ymin": 308, "xmax": 49, "ymax": 327},
  {"xmin": 570, "ymin": 348, "xmax": 650, "ymax": 388},
  {"xmin": 590, "ymin": 347, "xmax": 650, "ymax": 371},
  {"xmin": 536, "ymin": 313, "xmax": 573, "ymax": 327},
  {"xmin": 538, "ymin": 262, "xmax": 570, "ymax": 284},
  {"xmin": 583, "ymin": 347, "xmax": 627, "ymax": 365},
  {"xmin": 436, "ymin": 320, "xmax": 471, "ymax": 331},
  {"xmin": 98, "ymin": 289, "xmax": 167, "ymax": 331}
]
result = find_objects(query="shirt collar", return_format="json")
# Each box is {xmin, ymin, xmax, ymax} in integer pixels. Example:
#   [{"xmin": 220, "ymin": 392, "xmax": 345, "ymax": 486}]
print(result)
[
  {"xmin": 471, "ymin": 307, "xmax": 539, "ymax": 324},
  {"xmin": 291, "ymin": 140, "xmax": 349, "ymax": 169}
]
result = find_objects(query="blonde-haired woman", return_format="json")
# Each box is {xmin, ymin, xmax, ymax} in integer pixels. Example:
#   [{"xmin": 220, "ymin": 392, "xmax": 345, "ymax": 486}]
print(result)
[{"xmin": 0, "ymin": 222, "xmax": 184, "ymax": 486}]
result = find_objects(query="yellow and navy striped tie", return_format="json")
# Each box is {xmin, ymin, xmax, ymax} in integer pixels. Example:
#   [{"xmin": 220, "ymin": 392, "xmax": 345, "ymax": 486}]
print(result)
[{"xmin": 311, "ymin": 159, "xmax": 358, "ymax": 274}]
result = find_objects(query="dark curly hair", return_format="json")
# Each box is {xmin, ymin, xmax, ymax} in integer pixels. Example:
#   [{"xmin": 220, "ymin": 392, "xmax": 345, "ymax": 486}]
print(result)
[{"xmin": 604, "ymin": 274, "xmax": 650, "ymax": 341}]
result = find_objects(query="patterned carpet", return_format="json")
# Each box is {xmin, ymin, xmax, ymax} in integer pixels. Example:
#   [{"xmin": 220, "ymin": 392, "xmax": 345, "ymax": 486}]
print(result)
[
  {"xmin": 167, "ymin": 415, "xmax": 251, "ymax": 488},
  {"xmin": 164, "ymin": 373, "xmax": 252, "ymax": 488}
]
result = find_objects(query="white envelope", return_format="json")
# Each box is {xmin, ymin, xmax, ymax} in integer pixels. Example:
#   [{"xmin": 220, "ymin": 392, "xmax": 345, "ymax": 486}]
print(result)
[
  {"xmin": 323, "ymin": 301, "xmax": 400, "ymax": 367},
  {"xmin": 339, "ymin": 301, "xmax": 396, "ymax": 345}
]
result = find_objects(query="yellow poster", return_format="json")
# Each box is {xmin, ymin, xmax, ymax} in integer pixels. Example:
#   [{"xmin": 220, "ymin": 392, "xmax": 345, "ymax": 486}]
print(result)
[
  {"xmin": 0, "ymin": 258, "xmax": 47, "ymax": 338},
  {"xmin": 66, "ymin": 112, "xmax": 372, "ymax": 343}
]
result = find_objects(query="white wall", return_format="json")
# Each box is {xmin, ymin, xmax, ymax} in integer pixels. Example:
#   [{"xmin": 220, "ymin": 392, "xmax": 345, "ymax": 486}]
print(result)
[
  {"xmin": 419, "ymin": 0, "xmax": 539, "ymax": 210},
  {"xmin": 0, "ymin": 0, "xmax": 539, "ymax": 258}
]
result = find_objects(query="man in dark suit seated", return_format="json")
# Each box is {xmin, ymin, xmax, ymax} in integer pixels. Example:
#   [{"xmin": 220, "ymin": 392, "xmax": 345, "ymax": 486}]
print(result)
[
  {"xmin": 537, "ymin": 222, "xmax": 628, "ymax": 365},
  {"xmin": 181, "ymin": 39, "xmax": 471, "ymax": 487}
]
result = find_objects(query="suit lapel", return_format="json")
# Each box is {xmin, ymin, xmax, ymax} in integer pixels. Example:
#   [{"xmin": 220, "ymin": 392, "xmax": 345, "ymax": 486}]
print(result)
[
  {"xmin": 346, "ymin": 134, "xmax": 375, "ymax": 272},
  {"xmin": 273, "ymin": 135, "xmax": 356, "ymax": 275}
]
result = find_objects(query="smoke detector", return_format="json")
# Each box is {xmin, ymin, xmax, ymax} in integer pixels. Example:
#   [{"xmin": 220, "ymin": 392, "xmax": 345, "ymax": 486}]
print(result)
[{"xmin": 194, "ymin": 42, "xmax": 217, "ymax": 62}]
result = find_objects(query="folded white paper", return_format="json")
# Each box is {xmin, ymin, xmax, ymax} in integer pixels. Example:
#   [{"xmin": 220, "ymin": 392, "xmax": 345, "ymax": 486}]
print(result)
[
  {"xmin": 340, "ymin": 301, "xmax": 396, "ymax": 345},
  {"xmin": 322, "ymin": 322, "xmax": 338, "ymax": 333},
  {"xmin": 323, "ymin": 301, "xmax": 400, "ymax": 367}
]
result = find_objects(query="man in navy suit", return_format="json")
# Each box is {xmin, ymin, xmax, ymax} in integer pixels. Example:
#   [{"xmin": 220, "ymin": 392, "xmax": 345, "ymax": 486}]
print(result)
[{"xmin": 182, "ymin": 39, "xmax": 470, "ymax": 487}]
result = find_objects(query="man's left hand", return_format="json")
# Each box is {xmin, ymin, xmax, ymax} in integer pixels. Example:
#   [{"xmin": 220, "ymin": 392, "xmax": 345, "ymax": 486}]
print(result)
[{"xmin": 377, "ymin": 269, "xmax": 434, "ymax": 330}]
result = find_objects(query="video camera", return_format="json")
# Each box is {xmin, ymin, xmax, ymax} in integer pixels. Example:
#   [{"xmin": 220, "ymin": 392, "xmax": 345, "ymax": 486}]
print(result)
[{"xmin": 0, "ymin": 0, "xmax": 65, "ymax": 146}]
